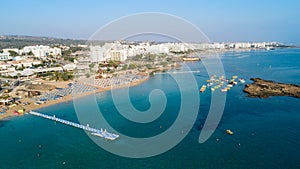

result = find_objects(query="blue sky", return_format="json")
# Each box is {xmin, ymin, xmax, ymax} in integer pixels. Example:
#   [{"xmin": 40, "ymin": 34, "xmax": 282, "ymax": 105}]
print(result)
[{"xmin": 1, "ymin": 0, "xmax": 299, "ymax": 43}]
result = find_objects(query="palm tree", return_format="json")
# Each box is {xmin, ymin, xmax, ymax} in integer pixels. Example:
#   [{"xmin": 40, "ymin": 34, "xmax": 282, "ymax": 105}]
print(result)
[
  {"xmin": 17, "ymin": 73, "xmax": 21, "ymax": 80},
  {"xmin": 53, "ymin": 72, "xmax": 60, "ymax": 81}
]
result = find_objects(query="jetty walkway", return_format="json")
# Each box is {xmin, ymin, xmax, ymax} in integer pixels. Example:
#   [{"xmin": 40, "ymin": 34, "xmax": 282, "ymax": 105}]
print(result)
[
  {"xmin": 29, "ymin": 111, "xmax": 119, "ymax": 141},
  {"xmin": 153, "ymin": 70, "xmax": 200, "ymax": 75}
]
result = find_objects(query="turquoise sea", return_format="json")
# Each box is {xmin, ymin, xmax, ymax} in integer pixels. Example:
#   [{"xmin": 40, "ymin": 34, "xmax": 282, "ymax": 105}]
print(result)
[{"xmin": 0, "ymin": 48, "xmax": 300, "ymax": 169}]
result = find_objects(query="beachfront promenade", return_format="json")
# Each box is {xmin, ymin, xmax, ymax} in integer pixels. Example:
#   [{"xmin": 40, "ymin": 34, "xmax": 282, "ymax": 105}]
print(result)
[
  {"xmin": 29, "ymin": 111, "xmax": 119, "ymax": 141},
  {"xmin": 37, "ymin": 83, "xmax": 98, "ymax": 102},
  {"xmin": 79, "ymin": 74, "xmax": 148, "ymax": 88},
  {"xmin": 36, "ymin": 74, "xmax": 147, "ymax": 103},
  {"xmin": 153, "ymin": 70, "xmax": 200, "ymax": 75}
]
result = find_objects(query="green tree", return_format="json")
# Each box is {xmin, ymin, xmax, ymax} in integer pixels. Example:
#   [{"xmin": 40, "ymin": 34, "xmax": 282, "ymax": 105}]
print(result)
[
  {"xmin": 99, "ymin": 63, "xmax": 106, "ymax": 67},
  {"xmin": 166, "ymin": 57, "xmax": 173, "ymax": 62},
  {"xmin": 28, "ymin": 51, "xmax": 34, "ymax": 56},
  {"xmin": 128, "ymin": 63, "xmax": 137, "ymax": 69},
  {"xmin": 61, "ymin": 72, "xmax": 73, "ymax": 81},
  {"xmin": 17, "ymin": 73, "xmax": 21, "ymax": 79},
  {"xmin": 122, "ymin": 64, "xmax": 128, "ymax": 70},
  {"xmin": 108, "ymin": 60, "xmax": 120, "ymax": 68},
  {"xmin": 8, "ymin": 50, "xmax": 18, "ymax": 56},
  {"xmin": 145, "ymin": 64, "xmax": 153, "ymax": 69},
  {"xmin": 89, "ymin": 63, "xmax": 95, "ymax": 69},
  {"xmin": 132, "ymin": 54, "xmax": 143, "ymax": 61},
  {"xmin": 161, "ymin": 61, "xmax": 168, "ymax": 67},
  {"xmin": 53, "ymin": 72, "xmax": 60, "ymax": 81}
]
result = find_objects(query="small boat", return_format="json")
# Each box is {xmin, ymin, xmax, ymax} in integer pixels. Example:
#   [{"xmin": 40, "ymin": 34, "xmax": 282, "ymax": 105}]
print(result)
[
  {"xmin": 200, "ymin": 85, "xmax": 207, "ymax": 93},
  {"xmin": 226, "ymin": 130, "xmax": 234, "ymax": 135},
  {"xmin": 266, "ymin": 47, "xmax": 275, "ymax": 50},
  {"xmin": 14, "ymin": 110, "xmax": 20, "ymax": 116},
  {"xmin": 239, "ymin": 78, "xmax": 246, "ymax": 83},
  {"xmin": 221, "ymin": 88, "xmax": 227, "ymax": 92},
  {"xmin": 227, "ymin": 84, "xmax": 233, "ymax": 88},
  {"xmin": 8, "ymin": 104, "xmax": 17, "ymax": 108}
]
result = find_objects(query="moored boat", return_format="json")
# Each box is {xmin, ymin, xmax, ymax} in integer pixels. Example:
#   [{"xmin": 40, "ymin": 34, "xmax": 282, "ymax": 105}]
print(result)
[
  {"xmin": 200, "ymin": 85, "xmax": 207, "ymax": 93},
  {"xmin": 221, "ymin": 88, "xmax": 227, "ymax": 92},
  {"xmin": 226, "ymin": 129, "xmax": 234, "ymax": 135},
  {"xmin": 239, "ymin": 78, "xmax": 246, "ymax": 83}
]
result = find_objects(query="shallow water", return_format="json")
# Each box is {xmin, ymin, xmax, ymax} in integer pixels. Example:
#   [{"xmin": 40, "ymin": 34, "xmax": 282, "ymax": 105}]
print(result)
[{"xmin": 0, "ymin": 48, "xmax": 299, "ymax": 169}]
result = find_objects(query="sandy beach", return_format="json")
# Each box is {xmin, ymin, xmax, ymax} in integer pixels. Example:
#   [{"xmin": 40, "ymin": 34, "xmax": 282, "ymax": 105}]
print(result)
[{"xmin": 0, "ymin": 75, "xmax": 149, "ymax": 120}]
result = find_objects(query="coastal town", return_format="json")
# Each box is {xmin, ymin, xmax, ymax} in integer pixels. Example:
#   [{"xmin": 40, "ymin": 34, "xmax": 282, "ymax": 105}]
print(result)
[
  {"xmin": 1, "ymin": 1, "xmax": 299, "ymax": 168},
  {"xmin": 0, "ymin": 37, "xmax": 289, "ymax": 119}
]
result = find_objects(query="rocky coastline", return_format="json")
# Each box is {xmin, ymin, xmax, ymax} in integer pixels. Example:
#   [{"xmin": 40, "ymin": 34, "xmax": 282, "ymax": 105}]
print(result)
[{"xmin": 243, "ymin": 78, "xmax": 300, "ymax": 98}]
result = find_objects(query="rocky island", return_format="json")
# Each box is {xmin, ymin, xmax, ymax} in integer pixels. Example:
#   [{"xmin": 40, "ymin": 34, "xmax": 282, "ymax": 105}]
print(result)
[{"xmin": 243, "ymin": 78, "xmax": 300, "ymax": 98}]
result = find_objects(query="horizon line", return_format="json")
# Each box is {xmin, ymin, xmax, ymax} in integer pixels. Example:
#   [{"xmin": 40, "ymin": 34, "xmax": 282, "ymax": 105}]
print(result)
[{"xmin": 0, "ymin": 34, "xmax": 297, "ymax": 45}]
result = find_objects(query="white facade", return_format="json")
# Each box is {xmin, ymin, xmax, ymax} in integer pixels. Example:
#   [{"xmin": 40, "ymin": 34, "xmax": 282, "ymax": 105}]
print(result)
[
  {"xmin": 0, "ymin": 52, "xmax": 11, "ymax": 61},
  {"xmin": 90, "ymin": 46, "xmax": 105, "ymax": 62},
  {"xmin": 90, "ymin": 43, "xmax": 128, "ymax": 62},
  {"xmin": 2, "ymin": 48, "xmax": 21, "ymax": 54},
  {"xmin": 10, "ymin": 60, "xmax": 41, "ymax": 68},
  {"xmin": 23, "ymin": 45, "xmax": 61, "ymax": 57},
  {"xmin": 90, "ymin": 41, "xmax": 281, "ymax": 63},
  {"xmin": 63, "ymin": 63, "xmax": 77, "ymax": 71}
]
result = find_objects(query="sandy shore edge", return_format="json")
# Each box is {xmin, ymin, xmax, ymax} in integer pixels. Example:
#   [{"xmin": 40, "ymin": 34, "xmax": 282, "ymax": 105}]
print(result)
[{"xmin": 0, "ymin": 76, "xmax": 149, "ymax": 120}]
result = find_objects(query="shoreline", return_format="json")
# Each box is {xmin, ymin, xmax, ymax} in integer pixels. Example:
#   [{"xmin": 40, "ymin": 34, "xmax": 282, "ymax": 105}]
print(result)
[
  {"xmin": 243, "ymin": 78, "xmax": 300, "ymax": 98},
  {"xmin": 189, "ymin": 47, "xmax": 296, "ymax": 57},
  {"xmin": 0, "ymin": 75, "xmax": 149, "ymax": 121}
]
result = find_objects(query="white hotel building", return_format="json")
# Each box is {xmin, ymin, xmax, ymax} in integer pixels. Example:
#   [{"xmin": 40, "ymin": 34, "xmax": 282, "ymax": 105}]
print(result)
[
  {"xmin": 90, "ymin": 42, "xmax": 176, "ymax": 63},
  {"xmin": 0, "ymin": 52, "xmax": 11, "ymax": 61},
  {"xmin": 23, "ymin": 45, "xmax": 61, "ymax": 58},
  {"xmin": 90, "ymin": 41, "xmax": 280, "ymax": 63},
  {"xmin": 90, "ymin": 43, "xmax": 128, "ymax": 62}
]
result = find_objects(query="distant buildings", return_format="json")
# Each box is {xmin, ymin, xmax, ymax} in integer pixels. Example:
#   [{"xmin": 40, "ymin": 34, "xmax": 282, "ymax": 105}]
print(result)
[
  {"xmin": 63, "ymin": 63, "xmax": 76, "ymax": 71},
  {"xmin": 189, "ymin": 42, "xmax": 281, "ymax": 50},
  {"xmin": 90, "ymin": 42, "xmax": 185, "ymax": 63},
  {"xmin": 0, "ymin": 59, "xmax": 41, "ymax": 70},
  {"xmin": 90, "ymin": 41, "xmax": 281, "ymax": 63},
  {"xmin": 0, "ymin": 59, "xmax": 42, "ymax": 77},
  {"xmin": 4, "ymin": 67, "xmax": 63, "ymax": 77},
  {"xmin": 23, "ymin": 45, "xmax": 61, "ymax": 58},
  {"xmin": 90, "ymin": 42, "xmax": 128, "ymax": 62},
  {"xmin": 1, "ymin": 45, "xmax": 61, "ymax": 58},
  {"xmin": 0, "ymin": 52, "xmax": 11, "ymax": 61},
  {"xmin": 0, "ymin": 41, "xmax": 284, "ymax": 79},
  {"xmin": 2, "ymin": 48, "xmax": 20, "ymax": 54}
]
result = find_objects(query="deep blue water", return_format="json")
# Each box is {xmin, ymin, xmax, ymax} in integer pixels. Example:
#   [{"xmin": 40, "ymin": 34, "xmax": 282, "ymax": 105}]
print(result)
[{"xmin": 0, "ymin": 48, "xmax": 300, "ymax": 169}]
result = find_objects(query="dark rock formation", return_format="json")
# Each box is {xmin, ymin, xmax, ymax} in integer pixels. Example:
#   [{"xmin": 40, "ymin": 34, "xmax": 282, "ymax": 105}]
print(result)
[{"xmin": 243, "ymin": 78, "xmax": 300, "ymax": 98}]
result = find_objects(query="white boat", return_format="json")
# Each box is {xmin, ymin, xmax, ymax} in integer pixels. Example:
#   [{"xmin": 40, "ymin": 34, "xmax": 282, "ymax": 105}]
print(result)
[
  {"xmin": 226, "ymin": 129, "xmax": 234, "ymax": 135},
  {"xmin": 200, "ymin": 85, "xmax": 207, "ymax": 93},
  {"xmin": 239, "ymin": 78, "xmax": 246, "ymax": 83},
  {"xmin": 221, "ymin": 88, "xmax": 227, "ymax": 92},
  {"xmin": 266, "ymin": 47, "xmax": 275, "ymax": 50},
  {"xmin": 227, "ymin": 84, "xmax": 233, "ymax": 88}
]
